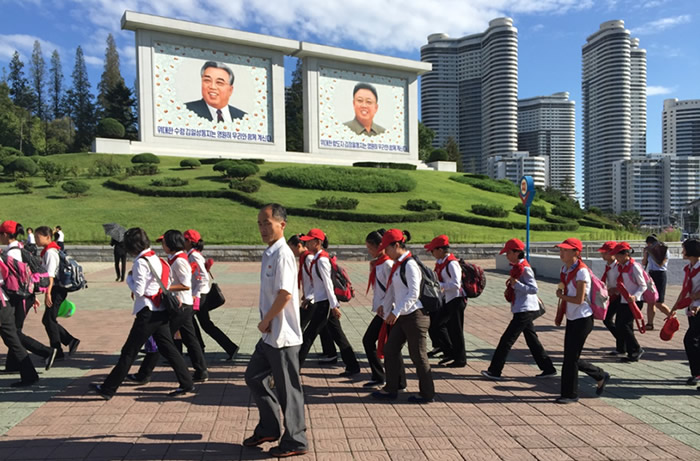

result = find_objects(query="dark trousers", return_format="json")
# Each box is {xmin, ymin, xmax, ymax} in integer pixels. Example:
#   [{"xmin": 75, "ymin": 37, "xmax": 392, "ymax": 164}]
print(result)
[
  {"xmin": 445, "ymin": 297, "xmax": 467, "ymax": 363},
  {"xmin": 101, "ymin": 308, "xmax": 194, "ymax": 396},
  {"xmin": 42, "ymin": 286, "xmax": 76, "ymax": 357},
  {"xmin": 363, "ymin": 315, "xmax": 386, "ymax": 382},
  {"xmin": 298, "ymin": 300, "xmax": 359, "ymax": 371},
  {"xmin": 5, "ymin": 295, "xmax": 51, "ymax": 371},
  {"xmin": 488, "ymin": 310, "xmax": 555, "ymax": 376},
  {"xmin": 136, "ymin": 305, "xmax": 207, "ymax": 380},
  {"xmin": 193, "ymin": 293, "xmax": 239, "ymax": 356},
  {"xmin": 384, "ymin": 309, "xmax": 434, "ymax": 399},
  {"xmin": 561, "ymin": 316, "xmax": 606, "ymax": 399},
  {"xmin": 299, "ymin": 302, "xmax": 337, "ymax": 358},
  {"xmin": 114, "ymin": 250, "xmax": 127, "ymax": 281},
  {"xmin": 684, "ymin": 315, "xmax": 700, "ymax": 377},
  {"xmin": 603, "ymin": 297, "xmax": 626, "ymax": 354},
  {"xmin": 428, "ymin": 307, "xmax": 452, "ymax": 356},
  {"xmin": 0, "ymin": 304, "xmax": 39, "ymax": 384},
  {"xmin": 616, "ymin": 300, "xmax": 642, "ymax": 356},
  {"xmin": 245, "ymin": 340, "xmax": 307, "ymax": 451}
]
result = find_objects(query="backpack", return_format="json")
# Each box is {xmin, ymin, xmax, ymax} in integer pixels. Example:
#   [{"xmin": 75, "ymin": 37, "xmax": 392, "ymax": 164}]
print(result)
[
  {"xmin": 446, "ymin": 258, "xmax": 486, "ymax": 298},
  {"xmin": 585, "ymin": 267, "xmax": 610, "ymax": 321},
  {"xmin": 19, "ymin": 247, "xmax": 50, "ymax": 293},
  {"xmin": 400, "ymin": 255, "xmax": 443, "ymax": 314},
  {"xmin": 56, "ymin": 251, "xmax": 87, "ymax": 292},
  {"xmin": 640, "ymin": 270, "xmax": 659, "ymax": 305},
  {"xmin": 315, "ymin": 253, "xmax": 354, "ymax": 302},
  {"xmin": 0, "ymin": 254, "xmax": 34, "ymax": 298}
]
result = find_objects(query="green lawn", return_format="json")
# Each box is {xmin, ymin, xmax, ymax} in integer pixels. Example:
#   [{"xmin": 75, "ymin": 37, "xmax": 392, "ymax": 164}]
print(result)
[{"xmin": 0, "ymin": 153, "xmax": 640, "ymax": 244}]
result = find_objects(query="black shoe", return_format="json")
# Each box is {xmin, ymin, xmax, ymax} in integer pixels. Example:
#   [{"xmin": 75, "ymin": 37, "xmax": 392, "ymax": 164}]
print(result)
[
  {"xmin": 371, "ymin": 390, "xmax": 398, "ymax": 400},
  {"xmin": 427, "ymin": 347, "xmax": 442, "ymax": 358},
  {"xmin": 447, "ymin": 361, "xmax": 467, "ymax": 368},
  {"xmin": 68, "ymin": 338, "xmax": 81, "ymax": 356},
  {"xmin": 319, "ymin": 355, "xmax": 338, "ymax": 365},
  {"xmin": 269, "ymin": 445, "xmax": 308, "ymax": 457},
  {"xmin": 555, "ymin": 397, "xmax": 579, "ymax": 404},
  {"xmin": 621, "ymin": 348, "xmax": 645, "ymax": 363},
  {"xmin": 686, "ymin": 376, "xmax": 699, "ymax": 386},
  {"xmin": 89, "ymin": 383, "xmax": 112, "ymax": 400},
  {"xmin": 481, "ymin": 370, "xmax": 504, "ymax": 381},
  {"xmin": 339, "ymin": 368, "xmax": 360, "ymax": 377},
  {"xmin": 363, "ymin": 380, "xmax": 385, "ymax": 388},
  {"xmin": 126, "ymin": 374, "xmax": 150, "ymax": 385},
  {"xmin": 243, "ymin": 434, "xmax": 279, "ymax": 447},
  {"xmin": 193, "ymin": 372, "xmax": 209, "ymax": 383},
  {"xmin": 596, "ymin": 373, "xmax": 611, "ymax": 396},
  {"xmin": 10, "ymin": 378, "xmax": 39, "ymax": 388},
  {"xmin": 438, "ymin": 357, "xmax": 453, "ymax": 366},
  {"xmin": 408, "ymin": 395, "xmax": 434, "ymax": 404},
  {"xmin": 168, "ymin": 385, "xmax": 195, "ymax": 397},
  {"xmin": 606, "ymin": 350, "xmax": 625, "ymax": 356},
  {"xmin": 225, "ymin": 345, "xmax": 240, "ymax": 361},
  {"xmin": 536, "ymin": 370, "xmax": 557, "ymax": 378},
  {"xmin": 45, "ymin": 348, "xmax": 58, "ymax": 371}
]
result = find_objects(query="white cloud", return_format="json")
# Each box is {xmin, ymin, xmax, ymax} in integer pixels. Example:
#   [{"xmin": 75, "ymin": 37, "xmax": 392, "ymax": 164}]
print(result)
[
  {"xmin": 83, "ymin": 55, "xmax": 103, "ymax": 67},
  {"xmin": 647, "ymin": 85, "xmax": 674, "ymax": 96},
  {"xmin": 0, "ymin": 34, "xmax": 62, "ymax": 60},
  {"xmin": 531, "ymin": 23, "xmax": 545, "ymax": 32},
  {"xmin": 630, "ymin": 14, "xmax": 692, "ymax": 35}
]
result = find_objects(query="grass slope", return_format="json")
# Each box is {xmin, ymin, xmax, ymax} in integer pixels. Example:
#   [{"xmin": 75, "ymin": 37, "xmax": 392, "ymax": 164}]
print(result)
[{"xmin": 0, "ymin": 153, "xmax": 640, "ymax": 244}]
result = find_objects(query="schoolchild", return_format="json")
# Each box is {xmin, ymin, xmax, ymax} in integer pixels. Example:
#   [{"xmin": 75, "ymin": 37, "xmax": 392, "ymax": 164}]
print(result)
[
  {"xmin": 24, "ymin": 227, "xmax": 37, "ymax": 256},
  {"xmin": 372, "ymin": 229, "xmax": 435, "ymax": 404},
  {"xmin": 54, "ymin": 226, "xmax": 64, "ymax": 252},
  {"xmin": 482, "ymin": 238, "xmax": 555, "ymax": 380},
  {"xmin": 34, "ymin": 226, "xmax": 80, "ymax": 360},
  {"xmin": 643, "ymin": 235, "xmax": 672, "ymax": 330},
  {"xmin": 297, "ymin": 228, "xmax": 360, "ymax": 376},
  {"xmin": 609, "ymin": 241, "xmax": 647, "ymax": 362},
  {"xmin": 669, "ymin": 239, "xmax": 700, "ymax": 386},
  {"xmin": 127, "ymin": 230, "xmax": 208, "ymax": 385},
  {"xmin": 554, "ymin": 238, "xmax": 610, "ymax": 404},
  {"xmin": 598, "ymin": 241, "xmax": 625, "ymax": 356},
  {"xmin": 425, "ymin": 234, "xmax": 467, "ymax": 367},
  {"xmin": 184, "ymin": 229, "xmax": 239, "ymax": 361},
  {"xmin": 0, "ymin": 221, "xmax": 57, "ymax": 371},
  {"xmin": 89, "ymin": 227, "xmax": 194, "ymax": 399}
]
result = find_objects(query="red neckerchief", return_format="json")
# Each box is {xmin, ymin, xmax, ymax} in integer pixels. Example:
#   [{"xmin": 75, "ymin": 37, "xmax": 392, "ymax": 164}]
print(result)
[
  {"xmin": 309, "ymin": 250, "xmax": 330, "ymax": 276},
  {"xmin": 188, "ymin": 249, "xmax": 203, "ymax": 276},
  {"xmin": 602, "ymin": 263, "xmax": 612, "ymax": 284},
  {"xmin": 678, "ymin": 263, "xmax": 700, "ymax": 309},
  {"xmin": 434, "ymin": 254, "xmax": 458, "ymax": 282},
  {"xmin": 41, "ymin": 242, "xmax": 60, "ymax": 258},
  {"xmin": 367, "ymin": 254, "xmax": 391, "ymax": 294},
  {"xmin": 386, "ymin": 252, "xmax": 411, "ymax": 289},
  {"xmin": 616, "ymin": 258, "xmax": 638, "ymax": 302},
  {"xmin": 167, "ymin": 251, "xmax": 188, "ymax": 266},
  {"xmin": 298, "ymin": 250, "xmax": 311, "ymax": 289},
  {"xmin": 505, "ymin": 259, "xmax": 530, "ymax": 303},
  {"xmin": 140, "ymin": 250, "xmax": 170, "ymax": 307},
  {"xmin": 555, "ymin": 260, "xmax": 585, "ymax": 324},
  {"xmin": 377, "ymin": 322, "xmax": 391, "ymax": 359}
]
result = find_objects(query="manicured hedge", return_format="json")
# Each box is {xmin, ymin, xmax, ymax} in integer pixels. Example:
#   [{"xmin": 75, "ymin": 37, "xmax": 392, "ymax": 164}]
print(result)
[
  {"xmin": 200, "ymin": 158, "xmax": 225, "ymax": 165},
  {"xmin": 180, "ymin": 159, "xmax": 201, "ymax": 169},
  {"xmin": 126, "ymin": 164, "xmax": 159, "ymax": 176},
  {"xmin": 213, "ymin": 160, "xmax": 259, "ymax": 178},
  {"xmin": 513, "ymin": 203, "xmax": 547, "ymax": 218},
  {"xmin": 552, "ymin": 203, "xmax": 583, "ymax": 219},
  {"xmin": 544, "ymin": 214, "xmax": 569, "ymax": 224},
  {"xmin": 264, "ymin": 166, "xmax": 416, "ymax": 193},
  {"xmin": 5, "ymin": 157, "xmax": 37, "ymax": 176},
  {"xmin": 442, "ymin": 212, "xmax": 579, "ymax": 231},
  {"xmin": 314, "ymin": 196, "xmax": 359, "ymax": 210},
  {"xmin": 428, "ymin": 148, "xmax": 448, "ymax": 162},
  {"xmin": 229, "ymin": 178, "xmax": 261, "ymax": 193},
  {"xmin": 579, "ymin": 218, "xmax": 617, "ymax": 230},
  {"xmin": 450, "ymin": 175, "xmax": 519, "ymax": 196},
  {"xmin": 62, "ymin": 180, "xmax": 90, "ymax": 196},
  {"xmin": 97, "ymin": 118, "xmax": 125, "ymax": 139},
  {"xmin": 14, "ymin": 178, "xmax": 33, "ymax": 193},
  {"xmin": 472, "ymin": 204, "xmax": 508, "ymax": 218},
  {"xmin": 353, "ymin": 162, "xmax": 417, "ymax": 170},
  {"xmin": 151, "ymin": 177, "xmax": 189, "ymax": 187},
  {"xmin": 131, "ymin": 153, "xmax": 160, "ymax": 164},
  {"xmin": 404, "ymin": 199, "xmax": 441, "ymax": 211}
]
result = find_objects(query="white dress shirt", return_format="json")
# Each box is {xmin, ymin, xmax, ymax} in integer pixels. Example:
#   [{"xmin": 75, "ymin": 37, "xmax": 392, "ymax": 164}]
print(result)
[
  {"xmin": 187, "ymin": 249, "xmax": 210, "ymax": 298},
  {"xmin": 301, "ymin": 253, "xmax": 314, "ymax": 303},
  {"xmin": 561, "ymin": 262, "xmax": 592, "ymax": 320},
  {"xmin": 42, "ymin": 247, "xmax": 60, "ymax": 278},
  {"xmin": 383, "ymin": 252, "xmax": 423, "ymax": 318},
  {"xmin": 126, "ymin": 249, "xmax": 166, "ymax": 315},
  {"xmin": 169, "ymin": 252, "xmax": 193, "ymax": 306},
  {"xmin": 311, "ymin": 251, "xmax": 339, "ymax": 309},
  {"xmin": 436, "ymin": 255, "xmax": 464, "ymax": 303},
  {"xmin": 511, "ymin": 261, "xmax": 539, "ymax": 314},
  {"xmin": 618, "ymin": 260, "xmax": 647, "ymax": 304},
  {"xmin": 372, "ymin": 258, "xmax": 394, "ymax": 319},
  {"xmin": 602, "ymin": 261, "xmax": 620, "ymax": 291},
  {"xmin": 5, "ymin": 241, "xmax": 22, "ymax": 262},
  {"xmin": 57, "ymin": 230, "xmax": 64, "ymax": 243},
  {"xmin": 207, "ymin": 104, "xmax": 232, "ymax": 123}
]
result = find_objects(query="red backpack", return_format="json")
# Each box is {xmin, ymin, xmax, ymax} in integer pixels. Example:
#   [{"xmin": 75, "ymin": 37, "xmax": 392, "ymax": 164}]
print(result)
[
  {"xmin": 314, "ymin": 253, "xmax": 354, "ymax": 302},
  {"xmin": 447, "ymin": 259, "xmax": 486, "ymax": 298}
]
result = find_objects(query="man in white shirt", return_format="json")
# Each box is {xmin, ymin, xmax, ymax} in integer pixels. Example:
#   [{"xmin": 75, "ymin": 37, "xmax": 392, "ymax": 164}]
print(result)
[{"xmin": 244, "ymin": 204, "xmax": 307, "ymax": 458}]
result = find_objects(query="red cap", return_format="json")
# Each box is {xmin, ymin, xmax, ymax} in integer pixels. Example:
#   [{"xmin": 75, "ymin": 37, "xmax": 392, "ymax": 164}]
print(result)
[
  {"xmin": 660, "ymin": 316, "xmax": 680, "ymax": 341},
  {"xmin": 300, "ymin": 228, "xmax": 326, "ymax": 242},
  {"xmin": 424, "ymin": 235, "xmax": 449, "ymax": 251},
  {"xmin": 598, "ymin": 241, "xmax": 617, "ymax": 253},
  {"xmin": 155, "ymin": 235, "xmax": 164, "ymax": 242},
  {"xmin": 609, "ymin": 241, "xmax": 632, "ymax": 255},
  {"xmin": 499, "ymin": 238, "xmax": 525, "ymax": 254},
  {"xmin": 377, "ymin": 229, "xmax": 405, "ymax": 252},
  {"xmin": 556, "ymin": 238, "xmax": 583, "ymax": 252},
  {"xmin": 184, "ymin": 229, "xmax": 201, "ymax": 242},
  {"xmin": 0, "ymin": 220, "xmax": 19, "ymax": 235}
]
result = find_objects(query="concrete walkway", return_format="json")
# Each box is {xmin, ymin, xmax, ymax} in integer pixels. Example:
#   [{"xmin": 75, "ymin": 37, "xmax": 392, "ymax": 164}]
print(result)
[{"xmin": 1, "ymin": 260, "xmax": 699, "ymax": 460}]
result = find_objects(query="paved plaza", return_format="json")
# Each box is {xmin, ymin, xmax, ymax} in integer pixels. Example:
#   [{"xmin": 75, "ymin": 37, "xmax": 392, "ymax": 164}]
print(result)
[{"xmin": 1, "ymin": 259, "xmax": 700, "ymax": 460}]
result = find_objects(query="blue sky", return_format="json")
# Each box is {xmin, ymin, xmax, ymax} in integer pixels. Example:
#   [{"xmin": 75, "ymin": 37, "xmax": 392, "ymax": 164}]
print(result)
[{"xmin": 1, "ymin": 0, "xmax": 698, "ymax": 196}]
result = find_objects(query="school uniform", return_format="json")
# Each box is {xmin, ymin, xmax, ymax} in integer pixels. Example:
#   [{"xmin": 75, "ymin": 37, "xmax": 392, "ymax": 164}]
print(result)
[
  {"xmin": 681, "ymin": 261, "xmax": 700, "ymax": 378},
  {"xmin": 647, "ymin": 246, "xmax": 668, "ymax": 303},
  {"xmin": 435, "ymin": 255, "xmax": 467, "ymax": 365},
  {"xmin": 56, "ymin": 230, "xmax": 64, "ymax": 252},
  {"xmin": 298, "ymin": 250, "xmax": 359, "ymax": 372},
  {"xmin": 188, "ymin": 248, "xmax": 239, "ymax": 357},
  {"xmin": 487, "ymin": 259, "xmax": 555, "ymax": 377},
  {"xmin": 559, "ymin": 262, "xmax": 607, "ymax": 400},
  {"xmin": 134, "ymin": 251, "xmax": 208, "ymax": 382},
  {"xmin": 41, "ymin": 243, "xmax": 78, "ymax": 358},
  {"xmin": 97, "ymin": 249, "xmax": 194, "ymax": 397},
  {"xmin": 617, "ymin": 259, "xmax": 647, "ymax": 359},
  {"xmin": 601, "ymin": 261, "xmax": 625, "ymax": 354},
  {"xmin": 381, "ymin": 252, "xmax": 434, "ymax": 400}
]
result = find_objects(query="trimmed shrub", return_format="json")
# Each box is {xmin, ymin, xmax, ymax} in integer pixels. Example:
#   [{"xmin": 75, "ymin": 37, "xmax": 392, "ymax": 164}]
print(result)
[
  {"xmin": 14, "ymin": 178, "xmax": 33, "ymax": 193},
  {"xmin": 1, "ymin": 155, "xmax": 19, "ymax": 169},
  {"xmin": 38, "ymin": 160, "xmax": 68, "ymax": 186},
  {"xmin": 245, "ymin": 158, "xmax": 266, "ymax": 165},
  {"xmin": 513, "ymin": 203, "xmax": 547, "ymax": 218},
  {"xmin": 314, "ymin": 196, "xmax": 359, "ymax": 210},
  {"xmin": 552, "ymin": 203, "xmax": 583, "ymax": 219},
  {"xmin": 353, "ymin": 162, "xmax": 417, "ymax": 170},
  {"xmin": 229, "ymin": 178, "xmax": 261, "ymax": 193},
  {"xmin": 213, "ymin": 160, "xmax": 237, "ymax": 174},
  {"xmin": 126, "ymin": 164, "xmax": 159, "ymax": 176},
  {"xmin": 96, "ymin": 118, "xmax": 126, "ymax": 139},
  {"xmin": 544, "ymin": 214, "xmax": 569, "ymax": 224},
  {"xmin": 61, "ymin": 180, "xmax": 90, "ymax": 197},
  {"xmin": 131, "ymin": 153, "xmax": 160, "ymax": 164},
  {"xmin": 450, "ymin": 175, "xmax": 519, "ymax": 196},
  {"xmin": 428, "ymin": 148, "xmax": 448, "ymax": 162},
  {"xmin": 6, "ymin": 157, "xmax": 37, "ymax": 177},
  {"xmin": 225, "ymin": 162, "xmax": 259, "ymax": 180},
  {"xmin": 404, "ymin": 199, "xmax": 441, "ymax": 212},
  {"xmin": 264, "ymin": 166, "xmax": 416, "ymax": 193},
  {"xmin": 200, "ymin": 157, "xmax": 225, "ymax": 165},
  {"xmin": 180, "ymin": 159, "xmax": 201, "ymax": 169},
  {"xmin": 89, "ymin": 157, "xmax": 123, "ymax": 177},
  {"xmin": 0, "ymin": 146, "xmax": 23, "ymax": 158},
  {"xmin": 442, "ymin": 212, "xmax": 579, "ymax": 231},
  {"xmin": 151, "ymin": 177, "xmax": 189, "ymax": 187},
  {"xmin": 471, "ymin": 204, "xmax": 508, "ymax": 218}
]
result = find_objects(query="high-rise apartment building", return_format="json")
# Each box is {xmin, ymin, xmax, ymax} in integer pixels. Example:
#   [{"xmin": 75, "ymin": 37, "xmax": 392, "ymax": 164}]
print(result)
[
  {"xmin": 582, "ymin": 20, "xmax": 646, "ymax": 211},
  {"xmin": 663, "ymin": 99, "xmax": 700, "ymax": 156},
  {"xmin": 421, "ymin": 18, "xmax": 518, "ymax": 173},
  {"xmin": 518, "ymin": 92, "xmax": 575, "ymax": 197},
  {"xmin": 487, "ymin": 152, "xmax": 548, "ymax": 188}
]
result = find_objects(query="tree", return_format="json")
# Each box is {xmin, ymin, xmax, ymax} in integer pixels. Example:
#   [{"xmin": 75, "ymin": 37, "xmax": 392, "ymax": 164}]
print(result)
[
  {"xmin": 617, "ymin": 210, "xmax": 642, "ymax": 230},
  {"xmin": 65, "ymin": 46, "xmax": 95, "ymax": 151},
  {"xmin": 48, "ymin": 50, "xmax": 64, "ymax": 119},
  {"xmin": 418, "ymin": 121, "xmax": 435, "ymax": 161},
  {"xmin": 29, "ymin": 41, "xmax": 46, "ymax": 120},
  {"xmin": 444, "ymin": 136, "xmax": 463, "ymax": 171},
  {"xmin": 102, "ymin": 80, "xmax": 136, "ymax": 138},
  {"xmin": 285, "ymin": 58, "xmax": 303, "ymax": 152},
  {"xmin": 97, "ymin": 34, "xmax": 125, "ymax": 116},
  {"xmin": 7, "ymin": 51, "xmax": 34, "ymax": 111}
]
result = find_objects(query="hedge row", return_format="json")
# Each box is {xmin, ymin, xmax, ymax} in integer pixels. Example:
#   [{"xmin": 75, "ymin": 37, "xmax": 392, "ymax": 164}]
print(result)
[
  {"xmin": 199, "ymin": 157, "xmax": 265, "ymax": 165},
  {"xmin": 471, "ymin": 204, "xmax": 508, "ymax": 218},
  {"xmin": 442, "ymin": 212, "xmax": 579, "ymax": 231},
  {"xmin": 449, "ymin": 175, "xmax": 520, "ymax": 196},
  {"xmin": 404, "ymin": 199, "xmax": 441, "ymax": 212},
  {"xmin": 579, "ymin": 218, "xmax": 618, "ymax": 230},
  {"xmin": 513, "ymin": 203, "xmax": 548, "ymax": 218},
  {"xmin": 314, "ymin": 196, "xmax": 359, "ymax": 210},
  {"xmin": 264, "ymin": 166, "xmax": 416, "ymax": 193},
  {"xmin": 353, "ymin": 162, "xmax": 417, "ymax": 170}
]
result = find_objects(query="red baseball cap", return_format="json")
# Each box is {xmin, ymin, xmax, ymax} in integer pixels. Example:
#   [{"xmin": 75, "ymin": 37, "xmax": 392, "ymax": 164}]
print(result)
[
  {"xmin": 598, "ymin": 241, "xmax": 617, "ymax": 253},
  {"xmin": 660, "ymin": 316, "xmax": 680, "ymax": 341},
  {"xmin": 609, "ymin": 241, "xmax": 631, "ymax": 255},
  {"xmin": 184, "ymin": 229, "xmax": 201, "ymax": 242},
  {"xmin": 556, "ymin": 238, "xmax": 583, "ymax": 252},
  {"xmin": 424, "ymin": 235, "xmax": 449, "ymax": 251},
  {"xmin": 499, "ymin": 238, "xmax": 525, "ymax": 254},
  {"xmin": 300, "ymin": 228, "xmax": 326, "ymax": 242},
  {"xmin": 377, "ymin": 229, "xmax": 405, "ymax": 252},
  {"xmin": 0, "ymin": 220, "xmax": 19, "ymax": 234}
]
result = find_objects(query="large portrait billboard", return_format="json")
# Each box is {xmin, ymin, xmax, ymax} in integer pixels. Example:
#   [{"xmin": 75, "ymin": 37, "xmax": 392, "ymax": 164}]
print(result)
[
  {"xmin": 318, "ymin": 66, "xmax": 408, "ymax": 153},
  {"xmin": 152, "ymin": 41, "xmax": 273, "ymax": 144}
]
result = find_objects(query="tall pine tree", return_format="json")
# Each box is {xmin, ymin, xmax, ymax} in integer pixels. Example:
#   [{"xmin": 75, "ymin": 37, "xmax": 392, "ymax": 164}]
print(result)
[
  {"xmin": 48, "ymin": 49, "xmax": 64, "ymax": 119},
  {"xmin": 7, "ymin": 51, "xmax": 34, "ymax": 111},
  {"xmin": 97, "ymin": 34, "xmax": 124, "ymax": 116},
  {"xmin": 285, "ymin": 58, "xmax": 304, "ymax": 152},
  {"xmin": 65, "ymin": 46, "xmax": 95, "ymax": 150},
  {"xmin": 29, "ymin": 40, "xmax": 46, "ymax": 120}
]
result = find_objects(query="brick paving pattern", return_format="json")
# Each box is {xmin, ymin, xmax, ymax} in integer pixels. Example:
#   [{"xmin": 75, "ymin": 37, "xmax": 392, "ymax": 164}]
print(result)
[{"xmin": 1, "ymin": 259, "xmax": 699, "ymax": 460}]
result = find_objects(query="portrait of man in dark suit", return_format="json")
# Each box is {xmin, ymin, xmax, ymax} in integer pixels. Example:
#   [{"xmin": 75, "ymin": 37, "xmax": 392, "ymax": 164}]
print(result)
[
  {"xmin": 185, "ymin": 61, "xmax": 246, "ymax": 122},
  {"xmin": 343, "ymin": 82, "xmax": 385, "ymax": 137}
]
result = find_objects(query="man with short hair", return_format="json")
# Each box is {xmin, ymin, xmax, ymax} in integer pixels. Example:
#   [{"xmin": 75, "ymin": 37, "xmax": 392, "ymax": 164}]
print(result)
[
  {"xmin": 244, "ymin": 204, "xmax": 308, "ymax": 458},
  {"xmin": 185, "ymin": 61, "xmax": 246, "ymax": 122},
  {"xmin": 344, "ymin": 82, "xmax": 385, "ymax": 136}
]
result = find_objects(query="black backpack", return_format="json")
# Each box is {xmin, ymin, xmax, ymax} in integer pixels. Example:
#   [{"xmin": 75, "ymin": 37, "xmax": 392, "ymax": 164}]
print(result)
[
  {"xmin": 399, "ymin": 255, "xmax": 443, "ymax": 314},
  {"xmin": 446, "ymin": 258, "xmax": 486, "ymax": 298}
]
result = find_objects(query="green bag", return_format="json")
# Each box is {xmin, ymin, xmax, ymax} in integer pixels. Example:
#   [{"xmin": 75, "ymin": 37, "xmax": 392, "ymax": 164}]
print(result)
[{"xmin": 57, "ymin": 299, "xmax": 76, "ymax": 318}]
